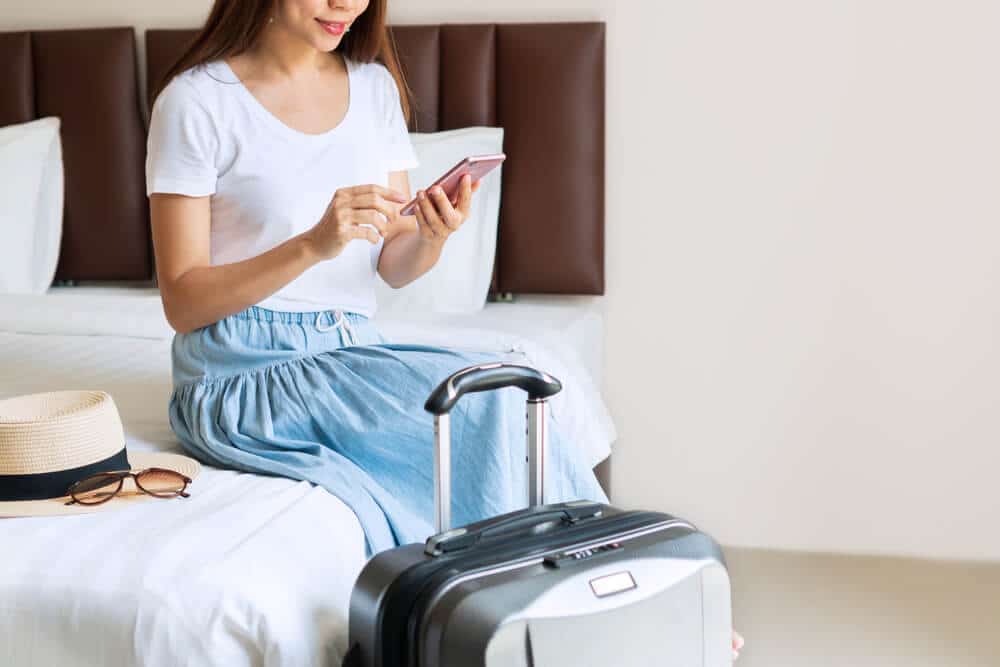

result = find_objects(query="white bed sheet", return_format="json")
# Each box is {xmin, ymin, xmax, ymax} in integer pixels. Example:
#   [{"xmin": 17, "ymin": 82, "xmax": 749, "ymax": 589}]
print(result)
[
  {"xmin": 0, "ymin": 332, "xmax": 368, "ymax": 667},
  {"xmin": 0, "ymin": 289, "xmax": 616, "ymax": 666}
]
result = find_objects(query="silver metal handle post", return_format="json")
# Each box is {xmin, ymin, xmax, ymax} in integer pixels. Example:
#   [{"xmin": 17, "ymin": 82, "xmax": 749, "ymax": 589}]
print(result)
[
  {"xmin": 527, "ymin": 399, "xmax": 546, "ymax": 507},
  {"xmin": 434, "ymin": 413, "xmax": 451, "ymax": 534}
]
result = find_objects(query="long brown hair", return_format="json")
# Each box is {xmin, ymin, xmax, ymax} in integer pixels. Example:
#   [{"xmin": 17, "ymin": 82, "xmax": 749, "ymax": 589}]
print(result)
[{"xmin": 153, "ymin": 0, "xmax": 411, "ymax": 122}]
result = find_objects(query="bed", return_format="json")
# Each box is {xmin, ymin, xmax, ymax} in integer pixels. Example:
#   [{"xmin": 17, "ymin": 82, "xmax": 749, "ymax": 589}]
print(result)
[{"xmin": 0, "ymin": 23, "xmax": 608, "ymax": 666}]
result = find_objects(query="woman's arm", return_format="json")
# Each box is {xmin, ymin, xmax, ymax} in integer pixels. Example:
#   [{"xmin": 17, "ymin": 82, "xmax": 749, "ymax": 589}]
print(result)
[
  {"xmin": 151, "ymin": 193, "xmax": 320, "ymax": 334},
  {"xmin": 376, "ymin": 171, "xmax": 443, "ymax": 288},
  {"xmin": 377, "ymin": 170, "xmax": 479, "ymax": 288}
]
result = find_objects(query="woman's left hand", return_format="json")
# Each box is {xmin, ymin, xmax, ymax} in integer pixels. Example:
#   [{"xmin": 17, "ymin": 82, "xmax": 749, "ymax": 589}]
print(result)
[{"xmin": 410, "ymin": 174, "xmax": 481, "ymax": 245}]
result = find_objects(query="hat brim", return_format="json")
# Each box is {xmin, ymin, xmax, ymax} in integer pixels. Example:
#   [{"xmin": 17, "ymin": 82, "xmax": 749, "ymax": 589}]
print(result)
[{"xmin": 0, "ymin": 452, "xmax": 202, "ymax": 518}]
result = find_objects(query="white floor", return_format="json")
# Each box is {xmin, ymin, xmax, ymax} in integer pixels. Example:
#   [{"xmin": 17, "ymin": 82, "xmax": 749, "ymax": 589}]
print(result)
[{"xmin": 726, "ymin": 548, "xmax": 1000, "ymax": 667}]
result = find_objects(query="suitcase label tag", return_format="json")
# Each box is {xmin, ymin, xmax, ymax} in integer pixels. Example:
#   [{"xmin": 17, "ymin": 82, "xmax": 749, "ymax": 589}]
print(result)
[{"xmin": 589, "ymin": 570, "xmax": 637, "ymax": 598}]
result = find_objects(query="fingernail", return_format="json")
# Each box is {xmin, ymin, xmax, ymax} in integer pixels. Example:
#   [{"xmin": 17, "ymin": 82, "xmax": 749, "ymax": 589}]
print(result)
[
  {"xmin": 433, "ymin": 186, "xmax": 443, "ymax": 196},
  {"xmin": 418, "ymin": 191, "xmax": 425, "ymax": 200}
]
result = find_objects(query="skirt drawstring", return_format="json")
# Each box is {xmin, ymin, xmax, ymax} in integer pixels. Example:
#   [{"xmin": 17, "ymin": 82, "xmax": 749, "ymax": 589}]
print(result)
[
  {"xmin": 315, "ymin": 310, "xmax": 356, "ymax": 346},
  {"xmin": 344, "ymin": 317, "xmax": 356, "ymax": 346}
]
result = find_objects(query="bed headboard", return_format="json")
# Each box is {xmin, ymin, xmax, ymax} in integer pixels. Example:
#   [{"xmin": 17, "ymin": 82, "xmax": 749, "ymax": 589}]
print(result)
[
  {"xmin": 0, "ymin": 28, "xmax": 150, "ymax": 281},
  {"xmin": 0, "ymin": 23, "xmax": 604, "ymax": 296}
]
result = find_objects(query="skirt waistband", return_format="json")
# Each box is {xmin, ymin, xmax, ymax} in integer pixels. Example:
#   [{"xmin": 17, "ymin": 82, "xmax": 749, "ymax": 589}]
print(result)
[
  {"xmin": 231, "ymin": 305, "xmax": 370, "ymax": 326},
  {"xmin": 171, "ymin": 306, "xmax": 383, "ymax": 390}
]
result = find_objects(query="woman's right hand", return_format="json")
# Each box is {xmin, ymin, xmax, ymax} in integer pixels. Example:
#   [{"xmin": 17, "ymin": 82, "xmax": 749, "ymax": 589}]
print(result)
[{"xmin": 302, "ymin": 184, "xmax": 408, "ymax": 261}]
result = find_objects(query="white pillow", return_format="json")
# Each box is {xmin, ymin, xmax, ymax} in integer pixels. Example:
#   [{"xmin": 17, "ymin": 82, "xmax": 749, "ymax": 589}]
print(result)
[
  {"xmin": 375, "ymin": 126, "xmax": 504, "ymax": 315},
  {"xmin": 0, "ymin": 117, "xmax": 63, "ymax": 294}
]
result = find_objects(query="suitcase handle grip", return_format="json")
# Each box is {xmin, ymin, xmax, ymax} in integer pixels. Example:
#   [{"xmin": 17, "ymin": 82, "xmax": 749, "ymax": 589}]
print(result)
[
  {"xmin": 425, "ymin": 502, "xmax": 603, "ymax": 555},
  {"xmin": 424, "ymin": 363, "xmax": 562, "ymax": 415}
]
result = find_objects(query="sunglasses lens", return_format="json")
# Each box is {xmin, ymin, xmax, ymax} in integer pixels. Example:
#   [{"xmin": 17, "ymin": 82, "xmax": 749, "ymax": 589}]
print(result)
[
  {"xmin": 71, "ymin": 475, "xmax": 122, "ymax": 504},
  {"xmin": 137, "ymin": 469, "xmax": 187, "ymax": 496}
]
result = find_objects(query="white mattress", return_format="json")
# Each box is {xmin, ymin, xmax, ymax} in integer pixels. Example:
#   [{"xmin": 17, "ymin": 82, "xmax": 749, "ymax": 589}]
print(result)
[{"xmin": 0, "ymin": 288, "xmax": 615, "ymax": 667}]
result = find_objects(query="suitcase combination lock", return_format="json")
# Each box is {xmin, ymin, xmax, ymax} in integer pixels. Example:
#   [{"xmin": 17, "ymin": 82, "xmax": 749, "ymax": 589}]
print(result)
[{"xmin": 543, "ymin": 540, "xmax": 623, "ymax": 568}]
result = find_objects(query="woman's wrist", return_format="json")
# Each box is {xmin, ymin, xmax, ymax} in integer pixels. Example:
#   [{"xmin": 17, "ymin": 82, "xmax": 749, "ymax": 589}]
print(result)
[
  {"xmin": 294, "ymin": 231, "xmax": 323, "ymax": 266},
  {"xmin": 414, "ymin": 232, "xmax": 446, "ymax": 250}
]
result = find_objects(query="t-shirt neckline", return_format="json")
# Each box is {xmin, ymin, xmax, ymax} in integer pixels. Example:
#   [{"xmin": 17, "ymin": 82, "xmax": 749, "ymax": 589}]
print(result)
[{"xmin": 215, "ymin": 55, "xmax": 354, "ymax": 140}]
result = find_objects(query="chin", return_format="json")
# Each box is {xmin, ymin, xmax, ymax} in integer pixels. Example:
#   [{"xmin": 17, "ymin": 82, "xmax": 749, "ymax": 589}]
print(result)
[
  {"xmin": 300, "ymin": 34, "xmax": 340, "ymax": 53},
  {"xmin": 291, "ymin": 24, "xmax": 341, "ymax": 52},
  {"xmin": 318, "ymin": 37, "xmax": 343, "ymax": 52}
]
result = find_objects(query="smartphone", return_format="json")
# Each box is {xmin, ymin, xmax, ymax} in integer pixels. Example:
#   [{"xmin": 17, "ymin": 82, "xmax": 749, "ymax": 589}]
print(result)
[{"xmin": 399, "ymin": 153, "xmax": 506, "ymax": 216}]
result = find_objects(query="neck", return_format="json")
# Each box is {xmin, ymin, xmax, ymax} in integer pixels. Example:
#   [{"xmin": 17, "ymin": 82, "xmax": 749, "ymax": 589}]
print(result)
[{"xmin": 246, "ymin": 26, "xmax": 334, "ymax": 80}]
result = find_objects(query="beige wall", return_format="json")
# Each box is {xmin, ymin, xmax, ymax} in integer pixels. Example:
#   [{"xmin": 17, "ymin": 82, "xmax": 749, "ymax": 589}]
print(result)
[
  {"xmin": 603, "ymin": 0, "xmax": 1000, "ymax": 564},
  {"xmin": 4, "ymin": 0, "xmax": 999, "ymax": 560}
]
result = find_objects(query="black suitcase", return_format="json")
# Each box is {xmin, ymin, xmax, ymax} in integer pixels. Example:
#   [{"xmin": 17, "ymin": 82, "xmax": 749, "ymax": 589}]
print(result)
[{"xmin": 344, "ymin": 362, "xmax": 733, "ymax": 667}]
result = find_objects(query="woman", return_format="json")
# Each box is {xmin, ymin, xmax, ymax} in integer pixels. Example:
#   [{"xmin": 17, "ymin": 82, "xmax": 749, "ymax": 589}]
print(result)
[
  {"xmin": 147, "ymin": 0, "xmax": 741, "ymax": 659},
  {"xmin": 147, "ymin": 0, "xmax": 607, "ymax": 552}
]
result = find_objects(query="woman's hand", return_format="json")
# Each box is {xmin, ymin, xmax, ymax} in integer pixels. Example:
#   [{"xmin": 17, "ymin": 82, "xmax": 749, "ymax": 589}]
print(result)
[
  {"xmin": 408, "ymin": 174, "xmax": 481, "ymax": 245},
  {"xmin": 303, "ymin": 184, "xmax": 408, "ymax": 261}
]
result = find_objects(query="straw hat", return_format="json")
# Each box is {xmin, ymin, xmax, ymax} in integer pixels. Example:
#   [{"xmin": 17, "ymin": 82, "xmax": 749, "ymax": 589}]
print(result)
[{"xmin": 0, "ymin": 390, "xmax": 200, "ymax": 517}]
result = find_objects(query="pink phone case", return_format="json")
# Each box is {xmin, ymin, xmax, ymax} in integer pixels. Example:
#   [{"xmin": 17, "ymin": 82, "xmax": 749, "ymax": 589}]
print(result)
[{"xmin": 399, "ymin": 153, "xmax": 506, "ymax": 216}]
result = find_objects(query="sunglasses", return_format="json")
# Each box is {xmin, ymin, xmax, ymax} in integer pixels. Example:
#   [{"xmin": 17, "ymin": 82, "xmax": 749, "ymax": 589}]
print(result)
[{"xmin": 64, "ymin": 467, "xmax": 193, "ymax": 506}]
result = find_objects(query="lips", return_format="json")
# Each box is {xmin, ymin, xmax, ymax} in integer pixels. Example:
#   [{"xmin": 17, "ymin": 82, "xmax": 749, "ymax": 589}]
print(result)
[{"xmin": 316, "ymin": 19, "xmax": 347, "ymax": 36}]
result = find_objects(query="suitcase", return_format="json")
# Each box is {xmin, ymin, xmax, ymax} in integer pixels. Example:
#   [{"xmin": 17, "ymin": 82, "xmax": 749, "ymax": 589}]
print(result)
[{"xmin": 343, "ymin": 362, "xmax": 733, "ymax": 667}]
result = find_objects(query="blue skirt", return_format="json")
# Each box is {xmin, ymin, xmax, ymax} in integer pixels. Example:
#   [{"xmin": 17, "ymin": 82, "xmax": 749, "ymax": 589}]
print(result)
[{"xmin": 168, "ymin": 306, "xmax": 608, "ymax": 555}]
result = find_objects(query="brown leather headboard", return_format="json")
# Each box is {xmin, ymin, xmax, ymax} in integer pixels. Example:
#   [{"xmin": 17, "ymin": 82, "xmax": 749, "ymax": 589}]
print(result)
[
  {"xmin": 2, "ymin": 23, "xmax": 604, "ymax": 295},
  {"xmin": 0, "ymin": 28, "xmax": 150, "ymax": 281}
]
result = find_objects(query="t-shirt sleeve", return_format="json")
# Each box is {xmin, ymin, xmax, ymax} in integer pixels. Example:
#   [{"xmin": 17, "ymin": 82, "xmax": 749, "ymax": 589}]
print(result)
[
  {"xmin": 375, "ymin": 64, "xmax": 419, "ymax": 173},
  {"xmin": 145, "ymin": 77, "xmax": 219, "ymax": 197}
]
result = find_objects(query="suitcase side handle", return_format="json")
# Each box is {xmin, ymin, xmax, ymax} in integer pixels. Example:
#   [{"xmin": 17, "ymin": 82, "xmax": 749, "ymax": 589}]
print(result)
[
  {"xmin": 424, "ymin": 362, "xmax": 563, "ymax": 536},
  {"xmin": 423, "ymin": 362, "xmax": 562, "ymax": 415},
  {"xmin": 425, "ymin": 501, "xmax": 603, "ymax": 556}
]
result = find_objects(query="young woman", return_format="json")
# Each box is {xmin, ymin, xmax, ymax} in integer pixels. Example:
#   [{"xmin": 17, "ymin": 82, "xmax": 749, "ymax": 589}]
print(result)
[
  {"xmin": 146, "ymin": 0, "xmax": 607, "ymax": 552},
  {"xmin": 146, "ymin": 0, "xmax": 741, "ymax": 658}
]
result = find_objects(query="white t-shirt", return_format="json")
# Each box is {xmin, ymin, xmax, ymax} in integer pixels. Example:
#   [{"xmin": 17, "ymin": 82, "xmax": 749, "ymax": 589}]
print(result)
[{"xmin": 145, "ymin": 57, "xmax": 418, "ymax": 316}]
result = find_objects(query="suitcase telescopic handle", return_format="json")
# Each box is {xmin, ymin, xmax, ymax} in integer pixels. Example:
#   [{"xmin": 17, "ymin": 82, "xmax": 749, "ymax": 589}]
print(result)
[{"xmin": 424, "ymin": 362, "xmax": 563, "ymax": 539}]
